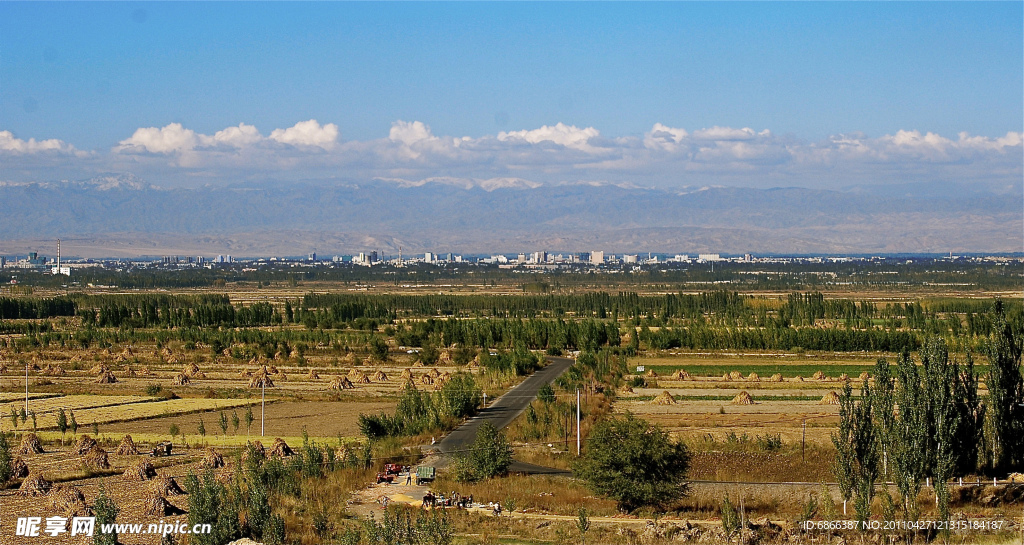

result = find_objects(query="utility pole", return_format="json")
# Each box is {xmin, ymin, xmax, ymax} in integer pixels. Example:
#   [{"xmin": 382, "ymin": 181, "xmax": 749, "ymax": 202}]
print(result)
[
  {"xmin": 801, "ymin": 418, "xmax": 806, "ymax": 462},
  {"xmin": 261, "ymin": 379, "xmax": 265, "ymax": 436},
  {"xmin": 26, "ymin": 361, "xmax": 30, "ymax": 414},
  {"xmin": 576, "ymin": 389, "xmax": 581, "ymax": 456}
]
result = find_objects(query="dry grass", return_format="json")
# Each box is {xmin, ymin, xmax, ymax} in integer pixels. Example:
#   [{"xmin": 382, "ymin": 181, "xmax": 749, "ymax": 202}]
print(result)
[{"xmin": 432, "ymin": 473, "xmax": 619, "ymax": 517}]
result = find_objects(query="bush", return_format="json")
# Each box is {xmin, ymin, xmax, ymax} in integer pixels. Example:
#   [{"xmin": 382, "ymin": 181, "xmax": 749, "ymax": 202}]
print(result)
[
  {"xmin": 454, "ymin": 422, "xmax": 513, "ymax": 482},
  {"xmin": 573, "ymin": 413, "xmax": 689, "ymax": 511}
]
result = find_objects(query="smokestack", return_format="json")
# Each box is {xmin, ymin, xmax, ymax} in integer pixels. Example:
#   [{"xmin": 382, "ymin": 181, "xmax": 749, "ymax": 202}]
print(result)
[{"xmin": 56, "ymin": 239, "xmax": 60, "ymax": 270}]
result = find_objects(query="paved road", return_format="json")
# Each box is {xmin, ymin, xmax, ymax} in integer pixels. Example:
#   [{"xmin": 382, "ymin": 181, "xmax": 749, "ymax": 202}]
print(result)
[{"xmin": 435, "ymin": 355, "xmax": 575, "ymax": 475}]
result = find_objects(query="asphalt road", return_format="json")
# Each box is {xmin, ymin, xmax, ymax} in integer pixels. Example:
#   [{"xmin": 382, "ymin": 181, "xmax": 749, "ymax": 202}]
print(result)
[{"xmin": 435, "ymin": 355, "xmax": 575, "ymax": 476}]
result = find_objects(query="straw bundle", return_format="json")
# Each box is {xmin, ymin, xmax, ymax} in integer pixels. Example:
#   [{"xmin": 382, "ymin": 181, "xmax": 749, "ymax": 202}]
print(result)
[
  {"xmin": 419, "ymin": 374, "xmax": 434, "ymax": 385},
  {"xmin": 18, "ymin": 473, "xmax": 52, "ymax": 496},
  {"xmin": 11, "ymin": 456, "xmax": 29, "ymax": 478},
  {"xmin": 618, "ymin": 384, "xmax": 634, "ymax": 394},
  {"xmin": 722, "ymin": 372, "xmax": 731, "ymax": 381},
  {"xmin": 839, "ymin": 373, "xmax": 850, "ymax": 383},
  {"xmin": 308, "ymin": 369, "xmax": 320, "ymax": 380},
  {"xmin": 373, "ymin": 370, "xmax": 388, "ymax": 382},
  {"xmin": 90, "ymin": 364, "xmax": 109, "ymax": 375},
  {"xmin": 144, "ymin": 492, "xmax": 186, "ymax": 516},
  {"xmin": 74, "ymin": 435, "xmax": 97, "ymax": 455},
  {"xmin": 438, "ymin": 350, "xmax": 453, "ymax": 365},
  {"xmin": 172, "ymin": 373, "xmax": 191, "ymax": 385},
  {"xmin": 400, "ymin": 368, "xmax": 413, "ymax": 380},
  {"xmin": 152, "ymin": 476, "xmax": 187, "ymax": 496},
  {"xmin": 50, "ymin": 484, "xmax": 91, "ymax": 517},
  {"xmin": 731, "ymin": 391, "xmax": 755, "ymax": 405},
  {"xmin": 812, "ymin": 370, "xmax": 827, "ymax": 381},
  {"xmin": 200, "ymin": 449, "xmax": 225, "ymax": 469},
  {"xmin": 747, "ymin": 372, "xmax": 760, "ymax": 382},
  {"xmin": 122, "ymin": 460, "xmax": 158, "ymax": 481},
  {"xmin": 328, "ymin": 376, "xmax": 354, "ymax": 390},
  {"xmin": 249, "ymin": 373, "xmax": 273, "ymax": 388},
  {"xmin": 770, "ymin": 373, "xmax": 784, "ymax": 382},
  {"xmin": 859, "ymin": 372, "xmax": 870, "ymax": 381},
  {"xmin": 183, "ymin": 362, "xmax": 201, "ymax": 377},
  {"xmin": 115, "ymin": 434, "xmax": 139, "ymax": 455},
  {"xmin": 43, "ymin": 363, "xmax": 65, "ymax": 376},
  {"xmin": 651, "ymin": 391, "xmax": 676, "ymax": 405},
  {"xmin": 671, "ymin": 369, "xmax": 691, "ymax": 380},
  {"xmin": 645, "ymin": 369, "xmax": 659, "ymax": 378},
  {"xmin": 820, "ymin": 391, "xmax": 841, "ymax": 405},
  {"xmin": 18, "ymin": 433, "xmax": 45, "ymax": 454},
  {"xmin": 82, "ymin": 445, "xmax": 110, "ymax": 469},
  {"xmin": 270, "ymin": 438, "xmax": 294, "ymax": 457},
  {"xmin": 96, "ymin": 370, "xmax": 118, "ymax": 384},
  {"xmin": 729, "ymin": 371, "xmax": 744, "ymax": 380}
]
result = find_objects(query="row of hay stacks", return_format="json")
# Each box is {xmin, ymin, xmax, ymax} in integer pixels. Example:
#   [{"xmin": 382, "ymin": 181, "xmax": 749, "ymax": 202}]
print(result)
[{"xmin": 645, "ymin": 390, "xmax": 841, "ymax": 406}]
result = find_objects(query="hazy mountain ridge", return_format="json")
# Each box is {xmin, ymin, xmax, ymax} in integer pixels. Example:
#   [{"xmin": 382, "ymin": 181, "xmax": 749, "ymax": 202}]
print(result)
[{"xmin": 0, "ymin": 176, "xmax": 1019, "ymax": 256}]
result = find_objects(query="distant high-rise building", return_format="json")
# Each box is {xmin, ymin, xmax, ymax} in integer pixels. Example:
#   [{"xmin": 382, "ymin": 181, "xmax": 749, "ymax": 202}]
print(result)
[
  {"xmin": 698, "ymin": 253, "xmax": 722, "ymax": 262},
  {"xmin": 424, "ymin": 252, "xmax": 434, "ymax": 263},
  {"xmin": 308, "ymin": 252, "xmax": 317, "ymax": 262},
  {"xmin": 590, "ymin": 251, "xmax": 604, "ymax": 265},
  {"xmin": 623, "ymin": 254, "xmax": 638, "ymax": 264}
]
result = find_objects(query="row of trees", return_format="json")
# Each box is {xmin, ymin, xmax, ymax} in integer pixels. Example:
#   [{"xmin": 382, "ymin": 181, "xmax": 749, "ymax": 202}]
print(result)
[
  {"xmin": 833, "ymin": 306, "xmax": 1022, "ymax": 528},
  {"xmin": 641, "ymin": 323, "xmax": 921, "ymax": 353},
  {"xmin": 358, "ymin": 374, "xmax": 483, "ymax": 439}
]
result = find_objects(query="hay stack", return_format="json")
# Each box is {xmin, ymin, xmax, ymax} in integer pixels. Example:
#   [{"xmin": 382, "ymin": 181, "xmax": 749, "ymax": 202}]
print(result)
[
  {"xmin": 83, "ymin": 445, "xmax": 110, "ymax": 469},
  {"xmin": 90, "ymin": 364, "xmax": 109, "ymax": 375},
  {"xmin": 50, "ymin": 484, "xmax": 91, "ymax": 517},
  {"xmin": 651, "ymin": 391, "xmax": 676, "ymax": 405},
  {"xmin": 138, "ymin": 366, "xmax": 152, "ymax": 376},
  {"xmin": 671, "ymin": 369, "xmax": 691, "ymax": 380},
  {"xmin": 267, "ymin": 365, "xmax": 279, "ymax": 375},
  {"xmin": 18, "ymin": 433, "xmax": 45, "ymax": 454},
  {"xmin": 173, "ymin": 373, "xmax": 191, "ymax": 386},
  {"xmin": 794, "ymin": 376, "xmax": 805, "ymax": 382},
  {"xmin": 249, "ymin": 374, "xmax": 273, "ymax": 388},
  {"xmin": 729, "ymin": 371, "xmax": 744, "ymax": 380},
  {"xmin": 122, "ymin": 366, "xmax": 137, "ymax": 378},
  {"xmin": 820, "ymin": 391, "xmax": 841, "ymax": 405},
  {"xmin": 43, "ymin": 363, "xmax": 66, "ymax": 376},
  {"xmin": 1008, "ymin": 473, "xmax": 1024, "ymax": 483},
  {"xmin": 18, "ymin": 473, "xmax": 52, "ymax": 496},
  {"xmin": 747, "ymin": 372, "xmax": 760, "ymax": 382},
  {"xmin": 731, "ymin": 391, "xmax": 755, "ymax": 405},
  {"xmin": 722, "ymin": 372, "xmax": 731, "ymax": 381},
  {"xmin": 191, "ymin": 371, "xmax": 208, "ymax": 379},
  {"xmin": 439, "ymin": 349, "xmax": 453, "ymax": 365},
  {"xmin": 239, "ymin": 369, "xmax": 254, "ymax": 378},
  {"xmin": 812, "ymin": 370, "xmax": 827, "ymax": 381},
  {"xmin": 402, "ymin": 379, "xmax": 417, "ymax": 390},
  {"xmin": 839, "ymin": 373, "xmax": 850, "ymax": 382},
  {"xmin": 645, "ymin": 369, "xmax": 659, "ymax": 378},
  {"xmin": 121, "ymin": 347, "xmax": 135, "ymax": 358},
  {"xmin": 183, "ymin": 362, "xmax": 201, "ymax": 377},
  {"xmin": 11, "ymin": 456, "xmax": 29, "ymax": 478},
  {"xmin": 373, "ymin": 370, "xmax": 388, "ymax": 382},
  {"xmin": 352, "ymin": 371, "xmax": 371, "ymax": 384},
  {"xmin": 200, "ymin": 449, "xmax": 225, "ymax": 469},
  {"xmin": 123, "ymin": 459, "xmax": 157, "ymax": 481},
  {"xmin": 328, "ymin": 376, "xmax": 354, "ymax": 390},
  {"xmin": 74, "ymin": 435, "xmax": 97, "ymax": 455},
  {"xmin": 162, "ymin": 347, "xmax": 174, "ymax": 358},
  {"xmin": 419, "ymin": 374, "xmax": 435, "ymax": 385},
  {"xmin": 145, "ymin": 492, "xmax": 186, "ymax": 516},
  {"xmin": 152, "ymin": 476, "xmax": 187, "ymax": 496},
  {"xmin": 270, "ymin": 438, "xmax": 293, "ymax": 457},
  {"xmin": 400, "ymin": 368, "xmax": 413, "ymax": 380},
  {"xmin": 770, "ymin": 373, "xmax": 784, "ymax": 382},
  {"xmin": 0, "ymin": 363, "xmax": 7, "ymax": 374},
  {"xmin": 96, "ymin": 370, "xmax": 118, "ymax": 384},
  {"xmin": 308, "ymin": 369, "xmax": 320, "ymax": 380},
  {"xmin": 618, "ymin": 384, "xmax": 634, "ymax": 394},
  {"xmin": 115, "ymin": 434, "xmax": 139, "ymax": 455},
  {"xmin": 859, "ymin": 372, "xmax": 870, "ymax": 381},
  {"xmin": 427, "ymin": 368, "xmax": 442, "ymax": 379}
]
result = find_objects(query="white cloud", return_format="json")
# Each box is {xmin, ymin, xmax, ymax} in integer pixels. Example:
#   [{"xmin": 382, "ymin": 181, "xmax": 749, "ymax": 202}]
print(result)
[
  {"xmin": 692, "ymin": 126, "xmax": 758, "ymax": 141},
  {"xmin": 389, "ymin": 120, "xmax": 437, "ymax": 146},
  {"xmin": 498, "ymin": 123, "xmax": 601, "ymax": 151},
  {"xmin": 209, "ymin": 123, "xmax": 263, "ymax": 148},
  {"xmin": 116, "ymin": 123, "xmax": 199, "ymax": 154},
  {"xmin": 0, "ymin": 130, "xmax": 77, "ymax": 154},
  {"xmin": 268, "ymin": 119, "xmax": 338, "ymax": 149}
]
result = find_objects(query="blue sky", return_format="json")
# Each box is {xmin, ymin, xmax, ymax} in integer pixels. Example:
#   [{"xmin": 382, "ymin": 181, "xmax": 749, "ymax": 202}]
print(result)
[{"xmin": 0, "ymin": 2, "xmax": 1021, "ymax": 189}]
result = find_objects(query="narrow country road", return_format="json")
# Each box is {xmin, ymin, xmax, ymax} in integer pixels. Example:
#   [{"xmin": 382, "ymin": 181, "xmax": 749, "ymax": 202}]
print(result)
[{"xmin": 435, "ymin": 356, "xmax": 575, "ymax": 474}]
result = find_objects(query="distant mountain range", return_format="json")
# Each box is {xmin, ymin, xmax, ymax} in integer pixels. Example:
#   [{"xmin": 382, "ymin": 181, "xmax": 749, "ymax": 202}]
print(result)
[{"xmin": 0, "ymin": 175, "xmax": 1019, "ymax": 257}]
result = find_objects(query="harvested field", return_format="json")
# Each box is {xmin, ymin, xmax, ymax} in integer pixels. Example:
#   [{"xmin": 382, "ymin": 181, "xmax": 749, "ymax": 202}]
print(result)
[{"xmin": 101, "ymin": 400, "xmax": 396, "ymax": 439}]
